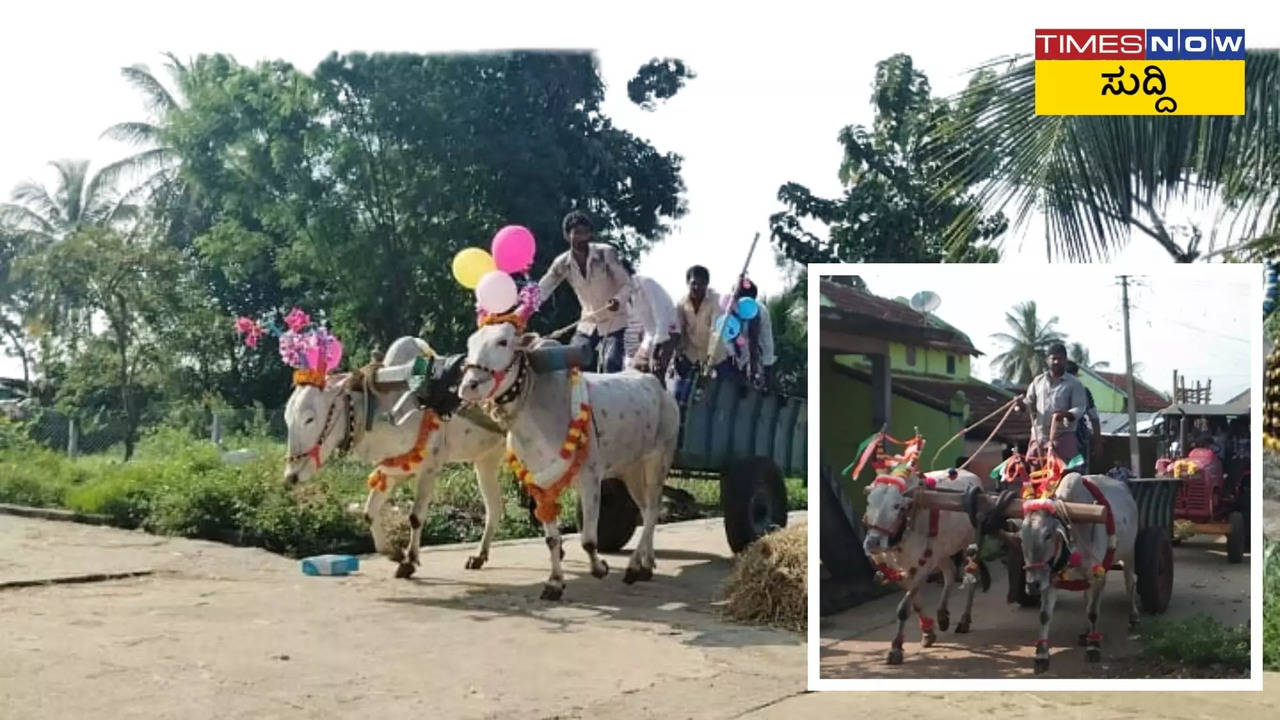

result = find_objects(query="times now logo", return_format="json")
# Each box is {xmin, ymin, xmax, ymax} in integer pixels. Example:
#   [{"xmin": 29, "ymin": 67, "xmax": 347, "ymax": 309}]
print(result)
[{"xmin": 1035, "ymin": 29, "xmax": 1245, "ymax": 59}]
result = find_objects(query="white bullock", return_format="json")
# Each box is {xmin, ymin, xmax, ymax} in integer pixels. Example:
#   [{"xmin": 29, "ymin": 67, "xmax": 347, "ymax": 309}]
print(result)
[
  {"xmin": 283, "ymin": 336, "xmax": 506, "ymax": 577},
  {"xmin": 862, "ymin": 467, "xmax": 988, "ymax": 665},
  {"xmin": 1014, "ymin": 472, "xmax": 1139, "ymax": 673},
  {"xmin": 458, "ymin": 323, "xmax": 680, "ymax": 600}
]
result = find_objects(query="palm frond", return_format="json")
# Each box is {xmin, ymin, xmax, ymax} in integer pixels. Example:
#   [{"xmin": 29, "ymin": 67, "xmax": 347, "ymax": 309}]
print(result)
[
  {"xmin": 9, "ymin": 182, "xmax": 64, "ymax": 230},
  {"xmin": 120, "ymin": 63, "xmax": 179, "ymax": 117},
  {"xmin": 94, "ymin": 148, "xmax": 178, "ymax": 196},
  {"xmin": 101, "ymin": 121, "xmax": 162, "ymax": 146},
  {"xmin": 0, "ymin": 203, "xmax": 57, "ymax": 238}
]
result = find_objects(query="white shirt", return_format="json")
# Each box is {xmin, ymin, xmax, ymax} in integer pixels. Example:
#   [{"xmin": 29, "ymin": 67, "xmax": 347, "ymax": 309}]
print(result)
[
  {"xmin": 1025, "ymin": 371, "xmax": 1088, "ymax": 441},
  {"xmin": 629, "ymin": 276, "xmax": 680, "ymax": 344},
  {"xmin": 538, "ymin": 243, "xmax": 632, "ymax": 336}
]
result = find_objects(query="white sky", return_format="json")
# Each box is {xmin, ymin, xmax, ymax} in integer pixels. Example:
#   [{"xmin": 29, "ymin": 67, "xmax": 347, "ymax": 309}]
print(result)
[
  {"xmin": 2, "ymin": 0, "xmax": 1276, "ymax": 379},
  {"xmin": 855, "ymin": 265, "xmax": 1255, "ymax": 402}
]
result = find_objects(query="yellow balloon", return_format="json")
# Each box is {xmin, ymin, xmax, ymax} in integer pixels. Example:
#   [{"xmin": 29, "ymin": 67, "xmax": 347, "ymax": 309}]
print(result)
[{"xmin": 452, "ymin": 248, "xmax": 496, "ymax": 289}]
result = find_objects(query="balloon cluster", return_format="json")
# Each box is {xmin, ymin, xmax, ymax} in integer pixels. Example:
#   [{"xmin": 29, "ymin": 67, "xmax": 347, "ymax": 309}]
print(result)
[
  {"xmin": 1266, "ymin": 261, "xmax": 1278, "ymax": 315},
  {"xmin": 234, "ymin": 307, "xmax": 343, "ymax": 374},
  {"xmin": 452, "ymin": 225, "xmax": 541, "ymax": 324},
  {"xmin": 711, "ymin": 278, "xmax": 761, "ymax": 348}
]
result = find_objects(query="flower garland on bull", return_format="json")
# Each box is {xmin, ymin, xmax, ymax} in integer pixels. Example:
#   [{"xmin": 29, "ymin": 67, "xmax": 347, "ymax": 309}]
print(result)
[
  {"xmin": 234, "ymin": 307, "xmax": 442, "ymax": 491},
  {"xmin": 472, "ymin": 281, "xmax": 590, "ymax": 524},
  {"xmin": 235, "ymin": 307, "xmax": 362, "ymax": 468},
  {"xmin": 846, "ymin": 428, "xmax": 963, "ymax": 587}
]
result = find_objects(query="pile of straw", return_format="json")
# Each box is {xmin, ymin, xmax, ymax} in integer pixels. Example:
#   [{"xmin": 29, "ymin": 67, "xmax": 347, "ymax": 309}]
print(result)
[{"xmin": 720, "ymin": 523, "xmax": 807, "ymax": 632}]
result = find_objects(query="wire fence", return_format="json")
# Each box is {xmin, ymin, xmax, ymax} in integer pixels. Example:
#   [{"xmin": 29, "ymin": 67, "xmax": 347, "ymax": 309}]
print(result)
[{"xmin": 16, "ymin": 402, "xmax": 289, "ymax": 457}]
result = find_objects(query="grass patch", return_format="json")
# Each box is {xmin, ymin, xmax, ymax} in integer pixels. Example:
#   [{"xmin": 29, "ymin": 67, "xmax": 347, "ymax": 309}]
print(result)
[
  {"xmin": 1139, "ymin": 613, "xmax": 1250, "ymax": 672},
  {"xmin": 0, "ymin": 420, "xmax": 808, "ymax": 558}
]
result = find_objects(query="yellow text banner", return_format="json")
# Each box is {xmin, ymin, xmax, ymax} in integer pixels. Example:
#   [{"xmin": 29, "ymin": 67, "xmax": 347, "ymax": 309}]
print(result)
[{"xmin": 1035, "ymin": 60, "xmax": 1244, "ymax": 115}]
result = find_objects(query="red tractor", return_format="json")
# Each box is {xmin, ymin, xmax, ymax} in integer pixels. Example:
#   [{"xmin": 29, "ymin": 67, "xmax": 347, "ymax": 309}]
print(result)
[{"xmin": 1153, "ymin": 406, "xmax": 1250, "ymax": 563}]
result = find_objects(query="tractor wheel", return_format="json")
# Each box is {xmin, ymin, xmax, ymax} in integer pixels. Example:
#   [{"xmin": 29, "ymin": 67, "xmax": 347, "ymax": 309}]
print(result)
[
  {"xmin": 1226, "ymin": 511, "xmax": 1246, "ymax": 564},
  {"xmin": 1135, "ymin": 526, "xmax": 1174, "ymax": 613},
  {"xmin": 721, "ymin": 457, "xmax": 788, "ymax": 553}
]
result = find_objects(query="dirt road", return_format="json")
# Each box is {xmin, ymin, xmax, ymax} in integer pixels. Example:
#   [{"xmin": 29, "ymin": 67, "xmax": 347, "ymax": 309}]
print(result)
[
  {"xmin": 821, "ymin": 535, "xmax": 1251, "ymax": 679},
  {"xmin": 1, "ymin": 513, "xmax": 1277, "ymax": 719}
]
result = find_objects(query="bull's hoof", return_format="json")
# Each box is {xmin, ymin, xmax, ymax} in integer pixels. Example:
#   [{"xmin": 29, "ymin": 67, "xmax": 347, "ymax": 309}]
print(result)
[
  {"xmin": 1086, "ymin": 647, "xmax": 1102, "ymax": 663},
  {"xmin": 394, "ymin": 562, "xmax": 416, "ymax": 579},
  {"xmin": 921, "ymin": 630, "xmax": 937, "ymax": 648},
  {"xmin": 937, "ymin": 609, "xmax": 951, "ymax": 632},
  {"xmin": 886, "ymin": 648, "xmax": 904, "ymax": 665},
  {"xmin": 540, "ymin": 584, "xmax": 564, "ymax": 601},
  {"xmin": 623, "ymin": 566, "xmax": 653, "ymax": 584},
  {"xmin": 955, "ymin": 618, "xmax": 971, "ymax": 634},
  {"xmin": 591, "ymin": 560, "xmax": 610, "ymax": 579},
  {"xmin": 1033, "ymin": 657, "xmax": 1050, "ymax": 674},
  {"xmin": 1078, "ymin": 632, "xmax": 1090, "ymax": 647},
  {"xmin": 464, "ymin": 555, "xmax": 487, "ymax": 570}
]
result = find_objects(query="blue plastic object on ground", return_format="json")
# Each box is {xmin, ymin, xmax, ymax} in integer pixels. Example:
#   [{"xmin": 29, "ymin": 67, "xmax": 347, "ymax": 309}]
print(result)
[{"xmin": 301, "ymin": 554, "xmax": 360, "ymax": 576}]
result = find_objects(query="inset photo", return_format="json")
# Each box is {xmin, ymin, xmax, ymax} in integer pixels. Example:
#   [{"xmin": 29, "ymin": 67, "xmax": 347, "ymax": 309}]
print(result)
[{"xmin": 810, "ymin": 264, "xmax": 1262, "ymax": 688}]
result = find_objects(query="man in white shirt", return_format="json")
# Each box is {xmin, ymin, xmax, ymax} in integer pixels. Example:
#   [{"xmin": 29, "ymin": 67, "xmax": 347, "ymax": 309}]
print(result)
[
  {"xmin": 538, "ymin": 211, "xmax": 633, "ymax": 373},
  {"xmin": 626, "ymin": 273, "xmax": 681, "ymax": 383},
  {"xmin": 1015, "ymin": 342, "xmax": 1088, "ymax": 468}
]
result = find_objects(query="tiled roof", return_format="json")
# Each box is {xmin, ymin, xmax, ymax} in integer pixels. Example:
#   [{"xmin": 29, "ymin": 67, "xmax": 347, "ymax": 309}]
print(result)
[
  {"xmin": 819, "ymin": 279, "xmax": 980, "ymax": 356},
  {"xmin": 1093, "ymin": 371, "xmax": 1170, "ymax": 412}
]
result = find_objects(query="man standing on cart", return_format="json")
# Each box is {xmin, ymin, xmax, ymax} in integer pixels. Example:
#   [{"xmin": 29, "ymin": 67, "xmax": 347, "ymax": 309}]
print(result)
[{"xmin": 1015, "ymin": 342, "xmax": 1089, "ymax": 473}]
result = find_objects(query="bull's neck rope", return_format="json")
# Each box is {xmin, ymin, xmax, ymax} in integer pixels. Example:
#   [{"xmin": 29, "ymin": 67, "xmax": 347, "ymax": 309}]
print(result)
[
  {"xmin": 366, "ymin": 409, "xmax": 442, "ymax": 493},
  {"xmin": 285, "ymin": 389, "xmax": 356, "ymax": 470},
  {"xmin": 505, "ymin": 368, "xmax": 592, "ymax": 524}
]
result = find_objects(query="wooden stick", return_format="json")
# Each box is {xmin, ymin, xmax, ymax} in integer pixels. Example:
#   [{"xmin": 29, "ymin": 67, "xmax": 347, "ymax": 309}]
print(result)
[{"xmin": 913, "ymin": 489, "xmax": 1109, "ymax": 523}]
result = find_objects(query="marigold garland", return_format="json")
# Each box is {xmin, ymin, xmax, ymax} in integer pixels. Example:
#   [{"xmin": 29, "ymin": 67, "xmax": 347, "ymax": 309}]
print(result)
[
  {"xmin": 506, "ymin": 368, "xmax": 592, "ymax": 524},
  {"xmin": 293, "ymin": 368, "xmax": 327, "ymax": 389},
  {"xmin": 365, "ymin": 409, "xmax": 441, "ymax": 492}
]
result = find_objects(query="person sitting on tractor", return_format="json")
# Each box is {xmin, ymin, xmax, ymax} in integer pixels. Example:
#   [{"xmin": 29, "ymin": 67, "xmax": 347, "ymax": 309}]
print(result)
[{"xmin": 1015, "ymin": 342, "xmax": 1088, "ymax": 473}]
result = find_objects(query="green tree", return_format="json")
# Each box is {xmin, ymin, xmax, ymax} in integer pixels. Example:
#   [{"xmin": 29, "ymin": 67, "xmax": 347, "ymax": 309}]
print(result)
[
  {"xmin": 764, "ymin": 277, "xmax": 807, "ymax": 397},
  {"xmin": 17, "ymin": 227, "xmax": 184, "ymax": 459},
  {"xmin": 160, "ymin": 51, "xmax": 688, "ymax": 383},
  {"xmin": 771, "ymin": 54, "xmax": 1006, "ymax": 264},
  {"xmin": 938, "ymin": 51, "xmax": 1280, "ymax": 261},
  {"xmin": 0, "ymin": 159, "xmax": 136, "ymax": 244},
  {"xmin": 1068, "ymin": 342, "xmax": 1110, "ymax": 372},
  {"xmin": 990, "ymin": 300, "xmax": 1065, "ymax": 386},
  {"xmin": 0, "ymin": 229, "xmax": 38, "ymax": 386}
]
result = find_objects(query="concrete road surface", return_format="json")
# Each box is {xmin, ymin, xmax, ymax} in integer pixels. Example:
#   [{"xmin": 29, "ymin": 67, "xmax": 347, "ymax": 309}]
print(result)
[
  {"xmin": 821, "ymin": 535, "xmax": 1251, "ymax": 679},
  {"xmin": 2, "ymin": 512, "xmax": 1278, "ymax": 719}
]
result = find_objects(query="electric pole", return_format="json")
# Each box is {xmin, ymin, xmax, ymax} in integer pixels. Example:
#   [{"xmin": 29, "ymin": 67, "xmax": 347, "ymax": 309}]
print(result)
[{"xmin": 1120, "ymin": 276, "xmax": 1141, "ymax": 475}]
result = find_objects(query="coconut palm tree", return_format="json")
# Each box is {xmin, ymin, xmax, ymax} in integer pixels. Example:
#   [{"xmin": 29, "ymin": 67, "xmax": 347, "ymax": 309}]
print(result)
[
  {"xmin": 1068, "ymin": 342, "xmax": 1110, "ymax": 372},
  {"xmin": 97, "ymin": 54, "xmax": 189, "ymax": 205},
  {"xmin": 990, "ymin": 300, "xmax": 1065, "ymax": 385},
  {"xmin": 937, "ymin": 51, "xmax": 1280, "ymax": 262},
  {"xmin": 0, "ymin": 159, "xmax": 136, "ymax": 244}
]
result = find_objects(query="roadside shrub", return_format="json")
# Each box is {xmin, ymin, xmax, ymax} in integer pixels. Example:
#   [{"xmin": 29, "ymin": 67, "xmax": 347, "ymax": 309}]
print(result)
[{"xmin": 1140, "ymin": 613, "xmax": 1250, "ymax": 671}]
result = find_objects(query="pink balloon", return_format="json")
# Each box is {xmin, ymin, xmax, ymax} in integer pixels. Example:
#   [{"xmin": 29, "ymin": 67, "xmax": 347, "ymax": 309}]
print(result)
[
  {"xmin": 323, "ymin": 338, "xmax": 343, "ymax": 372},
  {"xmin": 491, "ymin": 225, "xmax": 536, "ymax": 274},
  {"xmin": 476, "ymin": 271, "xmax": 519, "ymax": 313}
]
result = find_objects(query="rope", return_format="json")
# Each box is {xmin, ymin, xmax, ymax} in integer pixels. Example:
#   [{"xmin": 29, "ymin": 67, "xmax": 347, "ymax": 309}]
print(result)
[{"xmin": 931, "ymin": 394, "xmax": 1018, "ymax": 468}]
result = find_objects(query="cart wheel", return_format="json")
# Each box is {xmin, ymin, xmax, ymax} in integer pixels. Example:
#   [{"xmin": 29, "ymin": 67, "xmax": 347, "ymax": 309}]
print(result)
[
  {"xmin": 1005, "ymin": 545, "xmax": 1040, "ymax": 608},
  {"xmin": 1135, "ymin": 526, "xmax": 1174, "ymax": 613},
  {"xmin": 1226, "ymin": 511, "xmax": 1246, "ymax": 564},
  {"xmin": 576, "ymin": 477, "xmax": 639, "ymax": 553},
  {"xmin": 721, "ymin": 457, "xmax": 788, "ymax": 553}
]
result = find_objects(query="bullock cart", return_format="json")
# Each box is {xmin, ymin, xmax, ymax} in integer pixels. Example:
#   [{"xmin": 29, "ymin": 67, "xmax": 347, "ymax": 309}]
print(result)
[
  {"xmin": 587, "ymin": 374, "xmax": 807, "ymax": 554},
  {"xmin": 911, "ymin": 483, "xmax": 1177, "ymax": 614}
]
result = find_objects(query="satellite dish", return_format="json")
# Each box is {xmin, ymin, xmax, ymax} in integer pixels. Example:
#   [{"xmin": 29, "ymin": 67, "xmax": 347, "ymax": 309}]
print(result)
[{"xmin": 910, "ymin": 290, "xmax": 941, "ymax": 314}]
